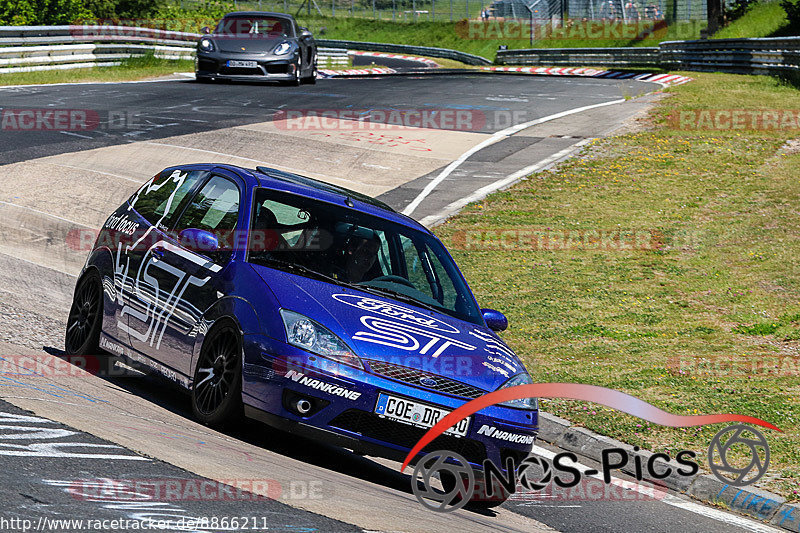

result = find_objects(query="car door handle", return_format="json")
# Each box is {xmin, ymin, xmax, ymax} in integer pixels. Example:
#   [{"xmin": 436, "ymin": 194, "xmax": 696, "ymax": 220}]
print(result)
[{"xmin": 150, "ymin": 247, "xmax": 165, "ymax": 261}]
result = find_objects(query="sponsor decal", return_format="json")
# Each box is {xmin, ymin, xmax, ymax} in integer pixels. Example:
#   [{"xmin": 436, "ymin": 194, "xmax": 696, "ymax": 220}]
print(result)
[
  {"xmin": 477, "ymin": 424, "xmax": 535, "ymax": 445},
  {"xmin": 353, "ymin": 315, "xmax": 476, "ymax": 358},
  {"xmin": 103, "ymin": 213, "xmax": 140, "ymax": 236},
  {"xmin": 332, "ymin": 293, "xmax": 459, "ymax": 333},
  {"xmin": 285, "ymin": 370, "xmax": 361, "ymax": 400}
]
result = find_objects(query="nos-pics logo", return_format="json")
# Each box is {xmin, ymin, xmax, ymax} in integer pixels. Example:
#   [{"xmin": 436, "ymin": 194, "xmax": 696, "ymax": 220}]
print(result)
[{"xmin": 411, "ymin": 424, "xmax": 770, "ymax": 513}]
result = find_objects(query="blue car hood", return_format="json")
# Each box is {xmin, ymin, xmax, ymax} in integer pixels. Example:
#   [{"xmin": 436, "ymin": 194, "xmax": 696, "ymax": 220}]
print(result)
[{"xmin": 252, "ymin": 264, "xmax": 525, "ymax": 392}]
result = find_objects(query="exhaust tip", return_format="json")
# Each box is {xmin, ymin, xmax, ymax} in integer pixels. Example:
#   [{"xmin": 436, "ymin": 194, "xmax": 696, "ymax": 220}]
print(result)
[{"xmin": 295, "ymin": 398, "xmax": 312, "ymax": 415}]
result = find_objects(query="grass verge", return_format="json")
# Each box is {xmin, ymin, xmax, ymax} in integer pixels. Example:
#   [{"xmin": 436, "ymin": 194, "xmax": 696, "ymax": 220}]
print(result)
[
  {"xmin": 0, "ymin": 54, "xmax": 193, "ymax": 86},
  {"xmin": 435, "ymin": 72, "xmax": 800, "ymax": 500}
]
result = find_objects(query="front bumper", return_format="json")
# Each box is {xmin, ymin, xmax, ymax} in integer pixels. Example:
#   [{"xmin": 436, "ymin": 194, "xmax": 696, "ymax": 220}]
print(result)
[
  {"xmin": 241, "ymin": 334, "xmax": 538, "ymax": 469},
  {"xmin": 195, "ymin": 52, "xmax": 298, "ymax": 81}
]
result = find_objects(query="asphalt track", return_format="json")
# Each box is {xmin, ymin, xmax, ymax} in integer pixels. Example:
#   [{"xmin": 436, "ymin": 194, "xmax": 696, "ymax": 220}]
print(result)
[{"xmin": 0, "ymin": 73, "xmax": 783, "ymax": 532}]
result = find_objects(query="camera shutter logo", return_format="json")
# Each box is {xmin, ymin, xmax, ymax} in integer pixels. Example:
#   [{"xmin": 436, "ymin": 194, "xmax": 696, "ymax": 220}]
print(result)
[
  {"xmin": 411, "ymin": 451, "xmax": 475, "ymax": 512},
  {"xmin": 708, "ymin": 424, "xmax": 770, "ymax": 487},
  {"xmin": 517, "ymin": 455, "xmax": 552, "ymax": 491}
]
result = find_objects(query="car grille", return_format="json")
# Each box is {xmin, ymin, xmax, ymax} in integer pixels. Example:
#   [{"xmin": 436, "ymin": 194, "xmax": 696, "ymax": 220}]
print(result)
[
  {"xmin": 329, "ymin": 409, "xmax": 487, "ymax": 465},
  {"xmin": 365, "ymin": 359, "xmax": 486, "ymax": 399}
]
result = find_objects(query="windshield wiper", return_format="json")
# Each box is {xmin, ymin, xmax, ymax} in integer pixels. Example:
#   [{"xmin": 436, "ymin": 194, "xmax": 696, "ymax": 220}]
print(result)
[
  {"xmin": 354, "ymin": 284, "xmax": 442, "ymax": 314},
  {"xmin": 261, "ymin": 258, "xmax": 347, "ymax": 286}
]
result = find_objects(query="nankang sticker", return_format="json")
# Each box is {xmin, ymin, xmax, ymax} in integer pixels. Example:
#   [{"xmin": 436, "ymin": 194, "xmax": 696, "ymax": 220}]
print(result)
[
  {"xmin": 477, "ymin": 424, "xmax": 535, "ymax": 444},
  {"xmin": 332, "ymin": 293, "xmax": 459, "ymax": 334},
  {"xmin": 285, "ymin": 370, "xmax": 362, "ymax": 400}
]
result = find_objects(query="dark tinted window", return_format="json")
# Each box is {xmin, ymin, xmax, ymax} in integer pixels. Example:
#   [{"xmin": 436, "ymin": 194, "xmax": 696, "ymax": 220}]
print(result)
[
  {"xmin": 174, "ymin": 175, "xmax": 240, "ymax": 233},
  {"xmin": 128, "ymin": 169, "xmax": 204, "ymax": 229},
  {"xmin": 248, "ymin": 188, "xmax": 482, "ymax": 324}
]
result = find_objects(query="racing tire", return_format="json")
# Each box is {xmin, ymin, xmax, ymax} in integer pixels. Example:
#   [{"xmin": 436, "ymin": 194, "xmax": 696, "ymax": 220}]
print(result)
[
  {"xmin": 282, "ymin": 64, "xmax": 302, "ymax": 86},
  {"xmin": 64, "ymin": 269, "xmax": 103, "ymax": 356},
  {"xmin": 191, "ymin": 321, "xmax": 244, "ymax": 428}
]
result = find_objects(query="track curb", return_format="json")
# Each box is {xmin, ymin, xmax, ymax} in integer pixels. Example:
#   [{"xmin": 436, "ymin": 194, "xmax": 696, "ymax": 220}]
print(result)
[
  {"xmin": 318, "ymin": 65, "xmax": 691, "ymax": 87},
  {"xmin": 538, "ymin": 412, "xmax": 796, "ymax": 530}
]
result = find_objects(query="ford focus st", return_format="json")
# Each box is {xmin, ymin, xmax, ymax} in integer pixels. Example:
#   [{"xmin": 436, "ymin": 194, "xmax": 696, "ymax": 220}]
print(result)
[
  {"xmin": 195, "ymin": 11, "xmax": 317, "ymax": 85},
  {"xmin": 65, "ymin": 163, "xmax": 537, "ymax": 500}
]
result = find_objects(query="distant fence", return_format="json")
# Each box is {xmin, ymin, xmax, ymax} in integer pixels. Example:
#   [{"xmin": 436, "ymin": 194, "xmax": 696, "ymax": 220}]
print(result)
[{"xmin": 496, "ymin": 37, "xmax": 800, "ymax": 77}]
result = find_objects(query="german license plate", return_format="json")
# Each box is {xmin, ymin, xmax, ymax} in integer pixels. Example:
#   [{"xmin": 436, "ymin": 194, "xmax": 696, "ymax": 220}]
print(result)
[
  {"xmin": 227, "ymin": 60, "xmax": 257, "ymax": 68},
  {"xmin": 374, "ymin": 393, "xmax": 470, "ymax": 437}
]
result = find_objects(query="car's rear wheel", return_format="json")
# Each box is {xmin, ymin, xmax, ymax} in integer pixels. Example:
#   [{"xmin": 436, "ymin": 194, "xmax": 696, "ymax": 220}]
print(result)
[
  {"xmin": 191, "ymin": 321, "xmax": 243, "ymax": 427},
  {"xmin": 64, "ymin": 270, "xmax": 103, "ymax": 356}
]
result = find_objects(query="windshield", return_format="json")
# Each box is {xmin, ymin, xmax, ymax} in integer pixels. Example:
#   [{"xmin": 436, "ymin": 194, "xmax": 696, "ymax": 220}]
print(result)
[
  {"xmin": 215, "ymin": 16, "xmax": 293, "ymax": 38},
  {"xmin": 247, "ymin": 188, "xmax": 483, "ymax": 325}
]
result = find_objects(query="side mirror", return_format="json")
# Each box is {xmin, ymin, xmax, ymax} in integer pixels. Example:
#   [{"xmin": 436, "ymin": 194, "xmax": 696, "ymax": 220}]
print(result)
[
  {"xmin": 201, "ymin": 26, "xmax": 211, "ymax": 34},
  {"xmin": 179, "ymin": 228, "xmax": 219, "ymax": 254},
  {"xmin": 300, "ymin": 28, "xmax": 312, "ymax": 38},
  {"xmin": 482, "ymin": 308, "xmax": 508, "ymax": 332}
]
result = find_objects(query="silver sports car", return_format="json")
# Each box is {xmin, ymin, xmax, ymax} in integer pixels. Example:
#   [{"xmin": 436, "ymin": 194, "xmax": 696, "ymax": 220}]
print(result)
[{"xmin": 195, "ymin": 11, "xmax": 317, "ymax": 86}]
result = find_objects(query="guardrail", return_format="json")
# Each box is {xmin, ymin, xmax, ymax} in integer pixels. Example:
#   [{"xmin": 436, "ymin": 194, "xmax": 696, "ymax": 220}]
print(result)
[
  {"xmin": 316, "ymin": 39, "xmax": 492, "ymax": 66},
  {"xmin": 496, "ymin": 47, "xmax": 660, "ymax": 68},
  {"xmin": 496, "ymin": 37, "xmax": 800, "ymax": 77},
  {"xmin": 0, "ymin": 25, "xmax": 357, "ymax": 73},
  {"xmin": 659, "ymin": 36, "xmax": 800, "ymax": 75}
]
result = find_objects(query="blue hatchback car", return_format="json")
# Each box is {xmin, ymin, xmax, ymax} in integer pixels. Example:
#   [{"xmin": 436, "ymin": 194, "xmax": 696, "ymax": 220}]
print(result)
[{"xmin": 65, "ymin": 163, "xmax": 537, "ymax": 490}]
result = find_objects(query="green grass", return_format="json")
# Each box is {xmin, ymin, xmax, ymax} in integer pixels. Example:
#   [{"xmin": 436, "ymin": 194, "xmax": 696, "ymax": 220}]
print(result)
[
  {"xmin": 715, "ymin": 0, "xmax": 792, "ymax": 39},
  {"xmin": 296, "ymin": 16, "xmax": 706, "ymax": 55},
  {"xmin": 435, "ymin": 72, "xmax": 800, "ymax": 500},
  {"xmin": 0, "ymin": 54, "xmax": 193, "ymax": 86}
]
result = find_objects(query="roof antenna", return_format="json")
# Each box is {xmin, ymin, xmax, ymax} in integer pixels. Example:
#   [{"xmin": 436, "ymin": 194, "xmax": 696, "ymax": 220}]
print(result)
[{"xmin": 345, "ymin": 197, "xmax": 354, "ymax": 207}]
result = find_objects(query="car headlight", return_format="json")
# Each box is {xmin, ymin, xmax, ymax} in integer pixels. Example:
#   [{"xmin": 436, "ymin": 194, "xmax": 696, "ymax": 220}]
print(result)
[
  {"xmin": 198, "ymin": 38, "xmax": 215, "ymax": 52},
  {"xmin": 280, "ymin": 310, "xmax": 363, "ymax": 370},
  {"xmin": 497, "ymin": 373, "xmax": 538, "ymax": 409},
  {"xmin": 273, "ymin": 42, "xmax": 292, "ymax": 55}
]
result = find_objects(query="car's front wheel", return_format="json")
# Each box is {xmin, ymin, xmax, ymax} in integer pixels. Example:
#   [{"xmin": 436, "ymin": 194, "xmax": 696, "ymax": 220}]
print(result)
[
  {"xmin": 64, "ymin": 269, "xmax": 103, "ymax": 356},
  {"xmin": 191, "ymin": 321, "xmax": 243, "ymax": 427}
]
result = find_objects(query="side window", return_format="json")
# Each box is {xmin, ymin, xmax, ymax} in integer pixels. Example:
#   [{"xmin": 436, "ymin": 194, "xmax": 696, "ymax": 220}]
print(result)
[
  {"xmin": 174, "ymin": 175, "xmax": 240, "ymax": 234},
  {"xmin": 128, "ymin": 169, "xmax": 204, "ymax": 229},
  {"xmin": 399, "ymin": 235, "xmax": 434, "ymax": 299}
]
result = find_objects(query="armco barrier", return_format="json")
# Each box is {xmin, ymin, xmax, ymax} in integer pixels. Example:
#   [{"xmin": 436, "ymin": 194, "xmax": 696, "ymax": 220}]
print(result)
[
  {"xmin": 496, "ymin": 47, "xmax": 660, "ymax": 68},
  {"xmin": 0, "ymin": 25, "xmax": 352, "ymax": 73},
  {"xmin": 316, "ymin": 39, "xmax": 492, "ymax": 66},
  {"xmin": 659, "ymin": 36, "xmax": 800, "ymax": 75},
  {"xmin": 497, "ymin": 37, "xmax": 800, "ymax": 76}
]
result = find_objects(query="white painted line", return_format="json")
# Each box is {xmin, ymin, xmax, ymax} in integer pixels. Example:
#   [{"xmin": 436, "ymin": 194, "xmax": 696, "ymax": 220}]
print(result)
[
  {"xmin": 528, "ymin": 445, "xmax": 780, "ymax": 533},
  {"xmin": 418, "ymin": 139, "xmax": 592, "ymax": 227},
  {"xmin": 47, "ymin": 163, "xmax": 142, "ymax": 183},
  {"xmin": 401, "ymin": 98, "xmax": 625, "ymax": 217},
  {"xmin": 59, "ymin": 131, "xmax": 93, "ymax": 139},
  {"xmin": 143, "ymin": 141, "xmax": 367, "ymax": 187},
  {"xmin": 0, "ymin": 200, "xmax": 94, "ymax": 228},
  {"xmin": 0, "ymin": 77, "xmax": 191, "ymax": 90}
]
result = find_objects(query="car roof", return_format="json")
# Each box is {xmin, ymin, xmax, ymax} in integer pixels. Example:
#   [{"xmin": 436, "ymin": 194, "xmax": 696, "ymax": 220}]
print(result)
[
  {"xmin": 222, "ymin": 11, "xmax": 296, "ymax": 19},
  {"xmin": 205, "ymin": 163, "xmax": 431, "ymax": 233}
]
